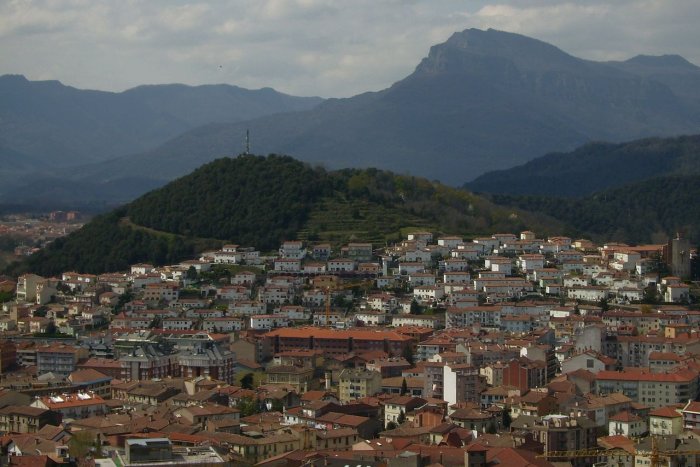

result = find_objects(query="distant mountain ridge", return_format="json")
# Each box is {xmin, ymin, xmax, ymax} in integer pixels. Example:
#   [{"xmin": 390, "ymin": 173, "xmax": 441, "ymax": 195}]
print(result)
[
  {"xmin": 54, "ymin": 28, "xmax": 700, "ymax": 204},
  {"xmin": 5, "ymin": 28, "xmax": 700, "ymax": 206},
  {"xmin": 467, "ymin": 134, "xmax": 700, "ymax": 197},
  {"xmin": 0, "ymin": 74, "xmax": 322, "ymax": 195}
]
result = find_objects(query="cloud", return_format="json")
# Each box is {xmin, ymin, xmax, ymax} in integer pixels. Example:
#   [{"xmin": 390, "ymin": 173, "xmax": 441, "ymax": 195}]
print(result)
[{"xmin": 0, "ymin": 0, "xmax": 698, "ymax": 97}]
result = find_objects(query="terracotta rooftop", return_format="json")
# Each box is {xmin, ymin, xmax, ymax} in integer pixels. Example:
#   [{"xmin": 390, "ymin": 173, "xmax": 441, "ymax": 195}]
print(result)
[
  {"xmin": 265, "ymin": 327, "xmax": 413, "ymax": 341},
  {"xmin": 650, "ymin": 407, "xmax": 682, "ymax": 418}
]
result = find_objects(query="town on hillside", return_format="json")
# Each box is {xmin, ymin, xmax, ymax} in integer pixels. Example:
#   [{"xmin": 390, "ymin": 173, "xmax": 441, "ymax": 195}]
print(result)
[{"xmin": 0, "ymin": 230, "xmax": 699, "ymax": 466}]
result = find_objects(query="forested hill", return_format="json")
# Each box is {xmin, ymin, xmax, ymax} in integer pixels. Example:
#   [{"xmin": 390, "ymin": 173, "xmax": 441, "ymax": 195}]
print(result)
[
  {"xmin": 490, "ymin": 174, "xmax": 700, "ymax": 244},
  {"xmin": 467, "ymin": 134, "xmax": 700, "ymax": 197},
  {"xmin": 5, "ymin": 154, "xmax": 565, "ymax": 276}
]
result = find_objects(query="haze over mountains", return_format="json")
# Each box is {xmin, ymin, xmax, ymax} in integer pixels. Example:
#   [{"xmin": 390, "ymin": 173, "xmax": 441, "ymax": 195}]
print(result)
[
  {"xmin": 468, "ymin": 135, "xmax": 700, "ymax": 197},
  {"xmin": 3, "ymin": 28, "xmax": 700, "ymax": 206},
  {"xmin": 0, "ymin": 75, "xmax": 322, "ymax": 203}
]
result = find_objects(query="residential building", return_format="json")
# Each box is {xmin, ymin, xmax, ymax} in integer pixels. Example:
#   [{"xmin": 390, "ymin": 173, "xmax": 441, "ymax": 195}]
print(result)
[
  {"xmin": 0, "ymin": 406, "xmax": 60, "ymax": 433},
  {"xmin": 263, "ymin": 327, "xmax": 413, "ymax": 358},
  {"xmin": 36, "ymin": 344, "xmax": 89, "ymax": 377},
  {"xmin": 383, "ymin": 396, "xmax": 426, "ymax": 428},
  {"xmin": 338, "ymin": 368, "xmax": 382, "ymax": 403},
  {"xmin": 266, "ymin": 365, "xmax": 317, "ymax": 393},
  {"xmin": 31, "ymin": 392, "xmax": 107, "ymax": 420},
  {"xmin": 649, "ymin": 407, "xmax": 683, "ymax": 435},
  {"xmin": 443, "ymin": 363, "xmax": 486, "ymax": 406},
  {"xmin": 608, "ymin": 411, "xmax": 646, "ymax": 437},
  {"xmin": 594, "ymin": 368, "xmax": 700, "ymax": 409}
]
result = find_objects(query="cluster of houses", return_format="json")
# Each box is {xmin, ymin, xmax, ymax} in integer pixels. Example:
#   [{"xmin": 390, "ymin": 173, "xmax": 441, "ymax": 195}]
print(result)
[{"xmin": 0, "ymin": 230, "xmax": 697, "ymax": 466}]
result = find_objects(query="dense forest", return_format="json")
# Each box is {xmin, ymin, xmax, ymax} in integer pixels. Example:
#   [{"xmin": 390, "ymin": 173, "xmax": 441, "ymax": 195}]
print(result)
[
  {"xmin": 6, "ymin": 154, "xmax": 564, "ymax": 276},
  {"xmin": 468, "ymin": 134, "xmax": 700, "ymax": 196},
  {"xmin": 127, "ymin": 155, "xmax": 331, "ymax": 250},
  {"xmin": 491, "ymin": 175, "xmax": 700, "ymax": 244}
]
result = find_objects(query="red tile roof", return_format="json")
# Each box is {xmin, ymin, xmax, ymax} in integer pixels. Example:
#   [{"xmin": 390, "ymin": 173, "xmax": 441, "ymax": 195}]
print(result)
[
  {"xmin": 264, "ymin": 327, "xmax": 412, "ymax": 341},
  {"xmin": 649, "ymin": 407, "xmax": 682, "ymax": 418}
]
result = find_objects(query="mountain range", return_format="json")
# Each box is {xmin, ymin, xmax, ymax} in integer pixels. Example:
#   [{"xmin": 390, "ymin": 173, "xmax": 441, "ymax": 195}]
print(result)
[
  {"xmin": 4, "ymin": 28, "xmax": 700, "ymax": 206},
  {"xmin": 0, "ymin": 75, "xmax": 322, "ymax": 203}
]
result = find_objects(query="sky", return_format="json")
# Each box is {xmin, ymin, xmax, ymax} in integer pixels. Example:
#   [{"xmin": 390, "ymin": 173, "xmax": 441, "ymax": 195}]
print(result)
[{"xmin": 1, "ymin": 0, "xmax": 699, "ymax": 98}]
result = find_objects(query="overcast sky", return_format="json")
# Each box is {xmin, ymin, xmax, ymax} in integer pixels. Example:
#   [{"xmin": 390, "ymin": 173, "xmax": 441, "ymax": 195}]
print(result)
[{"xmin": 1, "ymin": 0, "xmax": 698, "ymax": 98}]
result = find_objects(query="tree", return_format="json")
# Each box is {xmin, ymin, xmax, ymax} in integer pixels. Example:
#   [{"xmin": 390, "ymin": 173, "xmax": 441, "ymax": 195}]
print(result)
[
  {"xmin": 400, "ymin": 378, "xmax": 408, "ymax": 396},
  {"xmin": 45, "ymin": 320, "xmax": 57, "ymax": 335},
  {"xmin": 0, "ymin": 290, "xmax": 14, "ymax": 303},
  {"xmin": 397, "ymin": 410, "xmax": 406, "ymax": 425},
  {"xmin": 238, "ymin": 396, "xmax": 261, "ymax": 417},
  {"xmin": 598, "ymin": 297, "xmax": 609, "ymax": 312},
  {"xmin": 240, "ymin": 372, "xmax": 254, "ymax": 390},
  {"xmin": 186, "ymin": 265, "xmax": 198, "ymax": 281},
  {"xmin": 486, "ymin": 420, "xmax": 498, "ymax": 434},
  {"xmin": 270, "ymin": 399, "xmax": 284, "ymax": 412},
  {"xmin": 386, "ymin": 421, "xmax": 398, "ymax": 430},
  {"xmin": 503, "ymin": 410, "xmax": 512, "ymax": 428},
  {"xmin": 69, "ymin": 431, "xmax": 101, "ymax": 458},
  {"xmin": 410, "ymin": 299, "xmax": 421, "ymax": 315},
  {"xmin": 643, "ymin": 285, "xmax": 659, "ymax": 304},
  {"xmin": 403, "ymin": 345, "xmax": 414, "ymax": 366}
]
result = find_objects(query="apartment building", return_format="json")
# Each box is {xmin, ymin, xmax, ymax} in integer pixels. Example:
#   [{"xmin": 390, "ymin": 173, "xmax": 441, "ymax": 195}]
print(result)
[
  {"xmin": 36, "ymin": 344, "xmax": 89, "ymax": 377},
  {"xmin": 595, "ymin": 368, "xmax": 699, "ymax": 409},
  {"xmin": 338, "ymin": 368, "xmax": 382, "ymax": 403}
]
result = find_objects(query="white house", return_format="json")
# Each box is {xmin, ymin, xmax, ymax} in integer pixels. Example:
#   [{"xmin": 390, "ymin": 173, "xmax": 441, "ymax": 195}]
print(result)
[
  {"xmin": 518, "ymin": 254, "xmax": 545, "ymax": 272},
  {"xmin": 228, "ymin": 301, "xmax": 266, "ymax": 316},
  {"xmin": 608, "ymin": 411, "xmax": 646, "ymax": 437},
  {"xmin": 162, "ymin": 318, "xmax": 195, "ymax": 331},
  {"xmin": 398, "ymin": 262, "xmax": 425, "ymax": 275},
  {"xmin": 279, "ymin": 241, "xmax": 306, "ymax": 259},
  {"xmin": 327, "ymin": 259, "xmax": 356, "ymax": 272},
  {"xmin": 665, "ymin": 284, "xmax": 689, "ymax": 303},
  {"xmin": 231, "ymin": 271, "xmax": 256, "ymax": 286},
  {"xmin": 443, "ymin": 272, "xmax": 471, "ymax": 284},
  {"xmin": 217, "ymin": 286, "xmax": 250, "ymax": 301},
  {"xmin": 355, "ymin": 311, "xmax": 387, "ymax": 326},
  {"xmin": 203, "ymin": 317, "xmax": 244, "ymax": 332},
  {"xmin": 442, "ymin": 258, "xmax": 470, "ymax": 272},
  {"xmin": 392, "ymin": 315, "xmax": 440, "ymax": 328},
  {"xmin": 566, "ymin": 286, "xmax": 607, "ymax": 302},
  {"xmin": 277, "ymin": 305, "xmax": 310, "ymax": 321},
  {"xmin": 451, "ymin": 248, "xmax": 479, "ymax": 261},
  {"xmin": 274, "ymin": 258, "xmax": 302, "ymax": 273},
  {"xmin": 413, "ymin": 285, "xmax": 445, "ymax": 303},
  {"xmin": 404, "ymin": 249, "xmax": 432, "ymax": 264},
  {"xmin": 250, "ymin": 314, "xmax": 289, "ymax": 330},
  {"xmin": 258, "ymin": 286, "xmax": 292, "ymax": 305},
  {"xmin": 409, "ymin": 273, "xmax": 436, "ymax": 286},
  {"xmin": 437, "ymin": 236, "xmax": 463, "ymax": 249},
  {"xmin": 131, "ymin": 263, "xmax": 154, "ymax": 275},
  {"xmin": 213, "ymin": 250, "xmax": 243, "ymax": 264}
]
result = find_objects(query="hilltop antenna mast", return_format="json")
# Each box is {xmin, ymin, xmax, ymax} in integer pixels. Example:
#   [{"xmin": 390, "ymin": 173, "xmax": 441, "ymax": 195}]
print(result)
[{"xmin": 244, "ymin": 129, "xmax": 251, "ymax": 155}]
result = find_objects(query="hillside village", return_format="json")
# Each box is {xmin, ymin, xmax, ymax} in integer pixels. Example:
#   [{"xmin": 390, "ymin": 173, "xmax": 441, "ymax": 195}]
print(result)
[{"xmin": 0, "ymin": 230, "xmax": 699, "ymax": 466}]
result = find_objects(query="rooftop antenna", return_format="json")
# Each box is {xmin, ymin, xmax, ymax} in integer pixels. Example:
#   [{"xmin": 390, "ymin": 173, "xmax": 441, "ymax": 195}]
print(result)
[{"xmin": 244, "ymin": 129, "xmax": 251, "ymax": 155}]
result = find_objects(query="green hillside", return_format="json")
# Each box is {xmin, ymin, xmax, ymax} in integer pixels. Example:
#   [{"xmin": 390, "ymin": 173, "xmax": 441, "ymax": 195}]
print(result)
[
  {"xmin": 6, "ymin": 154, "xmax": 565, "ymax": 276},
  {"xmin": 491, "ymin": 174, "xmax": 700, "ymax": 244},
  {"xmin": 468, "ymin": 134, "xmax": 700, "ymax": 196}
]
